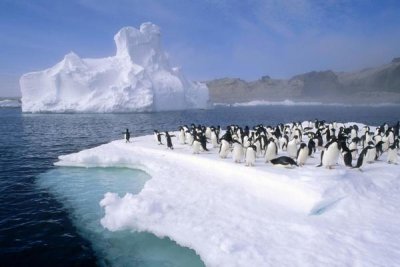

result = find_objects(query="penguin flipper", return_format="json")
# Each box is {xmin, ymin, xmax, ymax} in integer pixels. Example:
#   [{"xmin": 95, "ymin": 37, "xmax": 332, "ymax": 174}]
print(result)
[{"xmin": 317, "ymin": 150, "xmax": 324, "ymax": 167}]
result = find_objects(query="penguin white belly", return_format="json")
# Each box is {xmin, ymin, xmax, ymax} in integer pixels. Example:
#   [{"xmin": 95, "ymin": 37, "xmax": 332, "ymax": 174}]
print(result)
[
  {"xmin": 322, "ymin": 146, "xmax": 340, "ymax": 167},
  {"xmin": 349, "ymin": 142, "xmax": 358, "ymax": 159},
  {"xmin": 365, "ymin": 148, "xmax": 376, "ymax": 163},
  {"xmin": 205, "ymin": 128, "xmax": 211, "ymax": 139},
  {"xmin": 287, "ymin": 142, "xmax": 297, "ymax": 158},
  {"xmin": 254, "ymin": 142, "xmax": 261, "ymax": 157},
  {"xmin": 297, "ymin": 148, "xmax": 309, "ymax": 166},
  {"xmin": 265, "ymin": 144, "xmax": 277, "ymax": 162},
  {"xmin": 211, "ymin": 133, "xmax": 218, "ymax": 148},
  {"xmin": 245, "ymin": 149, "xmax": 256, "ymax": 166},
  {"xmin": 387, "ymin": 148, "xmax": 398, "ymax": 164},
  {"xmin": 192, "ymin": 141, "xmax": 201, "ymax": 154},
  {"xmin": 186, "ymin": 134, "xmax": 193, "ymax": 145},
  {"xmin": 219, "ymin": 141, "xmax": 230, "ymax": 158},
  {"xmin": 232, "ymin": 144, "xmax": 244, "ymax": 163},
  {"xmin": 179, "ymin": 131, "xmax": 185, "ymax": 144}
]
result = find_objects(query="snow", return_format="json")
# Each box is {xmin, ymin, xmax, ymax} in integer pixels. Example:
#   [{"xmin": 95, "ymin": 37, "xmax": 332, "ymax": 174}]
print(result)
[
  {"xmin": 20, "ymin": 22, "xmax": 209, "ymax": 113},
  {"xmin": 0, "ymin": 98, "xmax": 21, "ymax": 108},
  {"xmin": 55, "ymin": 124, "xmax": 400, "ymax": 267}
]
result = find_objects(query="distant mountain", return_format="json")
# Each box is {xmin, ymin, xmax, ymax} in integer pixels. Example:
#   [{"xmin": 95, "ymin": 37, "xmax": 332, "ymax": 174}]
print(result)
[{"xmin": 207, "ymin": 58, "xmax": 400, "ymax": 104}]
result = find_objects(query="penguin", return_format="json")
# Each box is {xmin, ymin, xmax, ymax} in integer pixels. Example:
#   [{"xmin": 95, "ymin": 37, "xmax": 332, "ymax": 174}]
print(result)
[
  {"xmin": 364, "ymin": 141, "xmax": 376, "ymax": 163},
  {"xmin": 387, "ymin": 139, "xmax": 399, "ymax": 164},
  {"xmin": 232, "ymin": 140, "xmax": 244, "ymax": 163},
  {"xmin": 296, "ymin": 143, "xmax": 309, "ymax": 166},
  {"xmin": 340, "ymin": 141, "xmax": 353, "ymax": 167},
  {"xmin": 178, "ymin": 127, "xmax": 186, "ymax": 144},
  {"xmin": 165, "ymin": 131, "xmax": 175, "ymax": 150},
  {"xmin": 205, "ymin": 127, "xmax": 212, "ymax": 139},
  {"xmin": 192, "ymin": 135, "xmax": 201, "ymax": 154},
  {"xmin": 287, "ymin": 135, "xmax": 299, "ymax": 158},
  {"xmin": 375, "ymin": 141, "xmax": 384, "ymax": 160},
  {"xmin": 349, "ymin": 138, "xmax": 358, "ymax": 159},
  {"xmin": 270, "ymin": 156, "xmax": 298, "ymax": 168},
  {"xmin": 199, "ymin": 133, "xmax": 209, "ymax": 151},
  {"xmin": 210, "ymin": 128, "xmax": 219, "ymax": 148},
  {"xmin": 279, "ymin": 135, "xmax": 289, "ymax": 151},
  {"xmin": 123, "ymin": 128, "xmax": 131, "ymax": 143},
  {"xmin": 353, "ymin": 145, "xmax": 374, "ymax": 169},
  {"xmin": 265, "ymin": 137, "xmax": 278, "ymax": 163},
  {"xmin": 317, "ymin": 139, "xmax": 341, "ymax": 169},
  {"xmin": 186, "ymin": 130, "xmax": 194, "ymax": 145},
  {"xmin": 245, "ymin": 145, "xmax": 257, "ymax": 166},
  {"xmin": 154, "ymin": 130, "xmax": 163, "ymax": 145},
  {"xmin": 219, "ymin": 139, "xmax": 230, "ymax": 158}
]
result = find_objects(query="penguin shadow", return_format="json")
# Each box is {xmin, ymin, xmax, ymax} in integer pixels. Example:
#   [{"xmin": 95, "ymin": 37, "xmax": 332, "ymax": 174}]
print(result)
[{"xmin": 309, "ymin": 196, "xmax": 345, "ymax": 216}]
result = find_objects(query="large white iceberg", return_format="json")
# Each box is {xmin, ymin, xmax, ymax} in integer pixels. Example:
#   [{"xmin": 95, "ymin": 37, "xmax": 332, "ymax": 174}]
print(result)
[{"xmin": 20, "ymin": 22, "xmax": 209, "ymax": 112}]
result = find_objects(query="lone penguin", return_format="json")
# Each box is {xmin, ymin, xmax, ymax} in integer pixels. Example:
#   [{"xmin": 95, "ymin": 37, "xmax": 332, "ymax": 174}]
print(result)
[{"xmin": 123, "ymin": 128, "xmax": 131, "ymax": 143}]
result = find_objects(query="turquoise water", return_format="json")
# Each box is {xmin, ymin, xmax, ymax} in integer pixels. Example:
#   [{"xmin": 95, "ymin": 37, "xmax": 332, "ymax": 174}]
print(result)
[{"xmin": 37, "ymin": 167, "xmax": 205, "ymax": 267}]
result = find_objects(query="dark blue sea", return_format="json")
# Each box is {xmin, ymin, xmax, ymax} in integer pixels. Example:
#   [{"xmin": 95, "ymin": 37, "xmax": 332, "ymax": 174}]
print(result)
[{"xmin": 1, "ymin": 106, "xmax": 399, "ymax": 267}]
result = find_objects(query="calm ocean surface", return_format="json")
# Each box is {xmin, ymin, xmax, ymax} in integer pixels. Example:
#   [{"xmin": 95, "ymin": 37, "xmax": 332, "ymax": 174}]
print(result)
[{"xmin": 1, "ymin": 106, "xmax": 399, "ymax": 267}]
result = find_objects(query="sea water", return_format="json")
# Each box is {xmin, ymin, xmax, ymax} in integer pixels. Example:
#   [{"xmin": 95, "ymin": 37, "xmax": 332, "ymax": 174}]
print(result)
[{"xmin": 1, "ymin": 105, "xmax": 399, "ymax": 266}]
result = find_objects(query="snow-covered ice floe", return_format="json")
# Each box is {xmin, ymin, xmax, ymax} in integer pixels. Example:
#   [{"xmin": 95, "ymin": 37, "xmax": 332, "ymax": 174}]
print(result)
[
  {"xmin": 56, "ymin": 124, "xmax": 400, "ymax": 267},
  {"xmin": 20, "ymin": 22, "xmax": 209, "ymax": 113}
]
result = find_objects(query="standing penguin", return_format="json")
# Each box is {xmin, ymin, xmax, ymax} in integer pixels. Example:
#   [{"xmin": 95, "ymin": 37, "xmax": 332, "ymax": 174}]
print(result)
[
  {"xmin": 178, "ymin": 127, "xmax": 186, "ymax": 144},
  {"xmin": 219, "ymin": 139, "xmax": 230, "ymax": 158},
  {"xmin": 192, "ymin": 135, "xmax": 201, "ymax": 154},
  {"xmin": 199, "ymin": 133, "xmax": 209, "ymax": 151},
  {"xmin": 232, "ymin": 140, "xmax": 244, "ymax": 163},
  {"xmin": 349, "ymin": 138, "xmax": 359, "ymax": 159},
  {"xmin": 340, "ymin": 142, "xmax": 353, "ymax": 167},
  {"xmin": 123, "ymin": 129, "xmax": 131, "ymax": 143},
  {"xmin": 287, "ymin": 135, "xmax": 299, "ymax": 158},
  {"xmin": 265, "ymin": 138, "xmax": 278, "ymax": 163},
  {"xmin": 165, "ymin": 131, "xmax": 175, "ymax": 150},
  {"xmin": 364, "ymin": 141, "xmax": 376, "ymax": 163},
  {"xmin": 154, "ymin": 130, "xmax": 163, "ymax": 145},
  {"xmin": 245, "ymin": 145, "xmax": 257, "ymax": 166},
  {"xmin": 317, "ymin": 139, "xmax": 341, "ymax": 169},
  {"xmin": 387, "ymin": 139, "xmax": 399, "ymax": 164},
  {"xmin": 296, "ymin": 143, "xmax": 309, "ymax": 166}
]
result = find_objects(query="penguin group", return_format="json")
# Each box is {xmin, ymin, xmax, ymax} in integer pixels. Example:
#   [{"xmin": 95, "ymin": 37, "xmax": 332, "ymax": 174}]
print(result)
[{"xmin": 152, "ymin": 120, "xmax": 399, "ymax": 170}]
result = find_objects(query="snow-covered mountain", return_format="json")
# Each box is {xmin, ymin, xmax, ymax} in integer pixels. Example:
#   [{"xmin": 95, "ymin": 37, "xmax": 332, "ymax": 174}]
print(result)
[
  {"xmin": 208, "ymin": 58, "xmax": 400, "ymax": 105},
  {"xmin": 20, "ymin": 23, "xmax": 209, "ymax": 113}
]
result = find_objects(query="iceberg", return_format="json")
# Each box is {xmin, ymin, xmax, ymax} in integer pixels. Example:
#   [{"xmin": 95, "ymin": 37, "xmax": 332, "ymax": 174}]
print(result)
[
  {"xmin": 20, "ymin": 22, "xmax": 209, "ymax": 113},
  {"xmin": 55, "ymin": 122, "xmax": 400, "ymax": 267}
]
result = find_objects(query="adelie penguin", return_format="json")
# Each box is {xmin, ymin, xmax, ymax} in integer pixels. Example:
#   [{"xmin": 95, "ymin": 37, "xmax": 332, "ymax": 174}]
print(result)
[
  {"xmin": 387, "ymin": 139, "xmax": 399, "ymax": 164},
  {"xmin": 270, "ymin": 156, "xmax": 298, "ymax": 168},
  {"xmin": 165, "ymin": 131, "xmax": 175, "ymax": 150},
  {"xmin": 245, "ymin": 145, "xmax": 257, "ymax": 166},
  {"xmin": 123, "ymin": 128, "xmax": 131, "ymax": 143},
  {"xmin": 296, "ymin": 143, "xmax": 309, "ymax": 166},
  {"xmin": 232, "ymin": 140, "xmax": 244, "ymax": 163},
  {"xmin": 265, "ymin": 137, "xmax": 278, "ymax": 163},
  {"xmin": 219, "ymin": 138, "xmax": 230, "ymax": 158},
  {"xmin": 154, "ymin": 130, "xmax": 163, "ymax": 145},
  {"xmin": 287, "ymin": 135, "xmax": 299, "ymax": 158},
  {"xmin": 317, "ymin": 138, "xmax": 341, "ymax": 169}
]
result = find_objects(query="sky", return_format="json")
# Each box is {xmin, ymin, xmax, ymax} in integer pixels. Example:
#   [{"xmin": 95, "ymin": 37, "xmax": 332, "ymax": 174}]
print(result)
[{"xmin": 1, "ymin": 0, "xmax": 400, "ymax": 97}]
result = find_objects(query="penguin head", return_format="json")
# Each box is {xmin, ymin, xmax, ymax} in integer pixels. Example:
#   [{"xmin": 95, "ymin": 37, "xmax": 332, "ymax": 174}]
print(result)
[{"xmin": 300, "ymin": 143, "xmax": 307, "ymax": 149}]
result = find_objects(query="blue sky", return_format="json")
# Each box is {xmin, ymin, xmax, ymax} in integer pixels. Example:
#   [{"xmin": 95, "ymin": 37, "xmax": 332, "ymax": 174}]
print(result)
[{"xmin": 1, "ymin": 0, "xmax": 400, "ymax": 96}]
